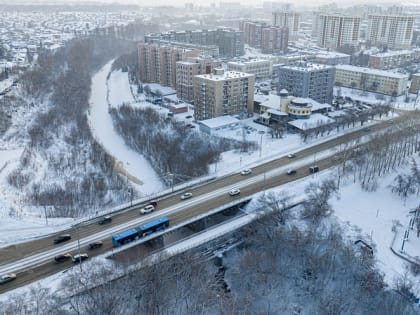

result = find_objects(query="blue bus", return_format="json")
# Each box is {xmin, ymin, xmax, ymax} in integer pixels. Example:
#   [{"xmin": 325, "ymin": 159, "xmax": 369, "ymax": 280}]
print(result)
[
  {"xmin": 139, "ymin": 216, "xmax": 170, "ymax": 237},
  {"xmin": 112, "ymin": 228, "xmax": 140, "ymax": 247}
]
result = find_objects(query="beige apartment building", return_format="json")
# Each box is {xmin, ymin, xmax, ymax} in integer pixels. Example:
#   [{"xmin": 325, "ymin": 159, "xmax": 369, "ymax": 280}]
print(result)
[
  {"xmin": 175, "ymin": 57, "xmax": 221, "ymax": 103},
  {"xmin": 315, "ymin": 14, "xmax": 361, "ymax": 50},
  {"xmin": 193, "ymin": 68, "xmax": 255, "ymax": 121},
  {"xmin": 272, "ymin": 11, "xmax": 300, "ymax": 39},
  {"xmin": 227, "ymin": 59, "xmax": 272, "ymax": 80},
  {"xmin": 335, "ymin": 65, "xmax": 409, "ymax": 96}
]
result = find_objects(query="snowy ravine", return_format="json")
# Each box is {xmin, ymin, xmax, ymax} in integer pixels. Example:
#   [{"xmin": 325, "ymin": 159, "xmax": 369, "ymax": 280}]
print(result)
[{"xmin": 88, "ymin": 61, "xmax": 164, "ymax": 196}]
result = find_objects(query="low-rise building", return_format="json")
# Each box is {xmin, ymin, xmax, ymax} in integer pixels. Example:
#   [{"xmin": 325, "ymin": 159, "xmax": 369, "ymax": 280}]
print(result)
[
  {"xmin": 335, "ymin": 64, "xmax": 409, "ymax": 96},
  {"xmin": 409, "ymin": 73, "xmax": 420, "ymax": 94},
  {"xmin": 368, "ymin": 50, "xmax": 415, "ymax": 70},
  {"xmin": 314, "ymin": 51, "xmax": 351, "ymax": 65},
  {"xmin": 227, "ymin": 59, "xmax": 272, "ymax": 80}
]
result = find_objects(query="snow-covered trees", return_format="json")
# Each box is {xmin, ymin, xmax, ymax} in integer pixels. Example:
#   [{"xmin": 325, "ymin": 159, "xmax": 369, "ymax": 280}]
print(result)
[{"xmin": 110, "ymin": 105, "xmax": 257, "ymax": 185}]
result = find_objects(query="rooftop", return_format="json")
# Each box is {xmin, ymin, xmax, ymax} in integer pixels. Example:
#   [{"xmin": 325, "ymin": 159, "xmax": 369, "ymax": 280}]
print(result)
[
  {"xmin": 281, "ymin": 62, "xmax": 333, "ymax": 72},
  {"xmin": 196, "ymin": 70, "xmax": 254, "ymax": 81},
  {"xmin": 198, "ymin": 116, "xmax": 240, "ymax": 129}
]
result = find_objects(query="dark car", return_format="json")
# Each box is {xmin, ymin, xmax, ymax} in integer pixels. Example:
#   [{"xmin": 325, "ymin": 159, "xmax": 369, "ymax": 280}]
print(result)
[
  {"xmin": 88, "ymin": 241, "xmax": 103, "ymax": 250},
  {"xmin": 287, "ymin": 169, "xmax": 297, "ymax": 175},
  {"xmin": 72, "ymin": 253, "xmax": 89, "ymax": 263},
  {"xmin": 0, "ymin": 273, "xmax": 16, "ymax": 284},
  {"xmin": 98, "ymin": 215, "xmax": 112, "ymax": 225},
  {"xmin": 54, "ymin": 253, "xmax": 72, "ymax": 263},
  {"xmin": 54, "ymin": 234, "xmax": 71, "ymax": 244},
  {"xmin": 309, "ymin": 166, "xmax": 319, "ymax": 173},
  {"xmin": 148, "ymin": 200, "xmax": 158, "ymax": 207}
]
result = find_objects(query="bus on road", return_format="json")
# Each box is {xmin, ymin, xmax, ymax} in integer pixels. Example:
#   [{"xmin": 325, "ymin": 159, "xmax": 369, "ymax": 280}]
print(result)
[
  {"xmin": 139, "ymin": 216, "xmax": 170, "ymax": 237},
  {"xmin": 112, "ymin": 228, "xmax": 140, "ymax": 247}
]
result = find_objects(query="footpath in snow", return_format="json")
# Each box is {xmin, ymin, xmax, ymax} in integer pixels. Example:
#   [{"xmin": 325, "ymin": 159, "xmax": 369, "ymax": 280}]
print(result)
[{"xmin": 88, "ymin": 61, "xmax": 164, "ymax": 196}]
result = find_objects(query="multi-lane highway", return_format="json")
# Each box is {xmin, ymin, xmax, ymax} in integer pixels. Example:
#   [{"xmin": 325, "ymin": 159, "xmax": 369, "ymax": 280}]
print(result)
[{"xmin": 0, "ymin": 116, "xmax": 409, "ymax": 293}]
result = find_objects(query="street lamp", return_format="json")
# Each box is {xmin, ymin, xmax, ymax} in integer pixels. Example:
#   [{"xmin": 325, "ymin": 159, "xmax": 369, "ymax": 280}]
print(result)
[
  {"xmin": 168, "ymin": 173, "xmax": 174, "ymax": 192},
  {"xmin": 258, "ymin": 131, "xmax": 265, "ymax": 158}
]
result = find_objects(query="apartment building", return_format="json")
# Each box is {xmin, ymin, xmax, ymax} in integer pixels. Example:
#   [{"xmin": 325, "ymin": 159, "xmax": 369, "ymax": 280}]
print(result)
[
  {"xmin": 227, "ymin": 59, "xmax": 272, "ymax": 80},
  {"xmin": 138, "ymin": 42, "xmax": 200, "ymax": 88},
  {"xmin": 276, "ymin": 63, "xmax": 335, "ymax": 104},
  {"xmin": 368, "ymin": 50, "xmax": 415, "ymax": 69},
  {"xmin": 335, "ymin": 64, "xmax": 409, "ymax": 95},
  {"xmin": 193, "ymin": 68, "xmax": 255, "ymax": 121},
  {"xmin": 240, "ymin": 21, "xmax": 289, "ymax": 53},
  {"xmin": 367, "ymin": 14, "xmax": 414, "ymax": 49},
  {"xmin": 315, "ymin": 14, "xmax": 361, "ymax": 50},
  {"xmin": 175, "ymin": 57, "xmax": 221, "ymax": 103},
  {"xmin": 272, "ymin": 11, "xmax": 300, "ymax": 39},
  {"xmin": 409, "ymin": 73, "xmax": 420, "ymax": 94},
  {"xmin": 145, "ymin": 28, "xmax": 244, "ymax": 57}
]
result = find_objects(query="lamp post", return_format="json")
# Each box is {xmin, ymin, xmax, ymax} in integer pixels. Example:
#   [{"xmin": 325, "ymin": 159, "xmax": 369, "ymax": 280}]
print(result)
[{"xmin": 258, "ymin": 131, "xmax": 265, "ymax": 158}]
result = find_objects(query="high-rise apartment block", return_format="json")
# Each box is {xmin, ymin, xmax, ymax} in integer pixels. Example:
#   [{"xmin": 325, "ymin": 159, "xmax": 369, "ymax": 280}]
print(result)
[
  {"xmin": 193, "ymin": 68, "xmax": 255, "ymax": 121},
  {"xmin": 240, "ymin": 21, "xmax": 288, "ymax": 53},
  {"xmin": 276, "ymin": 63, "xmax": 335, "ymax": 104},
  {"xmin": 315, "ymin": 14, "xmax": 360, "ymax": 50},
  {"xmin": 272, "ymin": 11, "xmax": 300, "ymax": 39},
  {"xmin": 138, "ymin": 43, "xmax": 200, "ymax": 89},
  {"xmin": 367, "ymin": 14, "xmax": 414, "ymax": 49},
  {"xmin": 145, "ymin": 28, "xmax": 244, "ymax": 57},
  {"xmin": 175, "ymin": 57, "xmax": 221, "ymax": 103},
  {"xmin": 409, "ymin": 73, "xmax": 420, "ymax": 94}
]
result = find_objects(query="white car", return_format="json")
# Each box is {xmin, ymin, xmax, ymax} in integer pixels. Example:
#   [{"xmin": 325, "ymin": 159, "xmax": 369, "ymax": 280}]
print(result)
[
  {"xmin": 240, "ymin": 168, "xmax": 252, "ymax": 176},
  {"xmin": 180, "ymin": 192, "xmax": 193, "ymax": 200},
  {"xmin": 140, "ymin": 204, "xmax": 155, "ymax": 214},
  {"xmin": 228, "ymin": 188, "xmax": 241, "ymax": 196},
  {"xmin": 287, "ymin": 154, "xmax": 296, "ymax": 158},
  {"xmin": 0, "ymin": 273, "xmax": 16, "ymax": 284}
]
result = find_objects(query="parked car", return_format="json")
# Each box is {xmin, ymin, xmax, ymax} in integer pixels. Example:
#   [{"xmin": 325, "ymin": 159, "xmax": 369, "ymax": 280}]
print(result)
[
  {"xmin": 287, "ymin": 169, "xmax": 297, "ymax": 175},
  {"xmin": 0, "ymin": 273, "xmax": 16, "ymax": 284},
  {"xmin": 228, "ymin": 188, "xmax": 241, "ymax": 196},
  {"xmin": 309, "ymin": 165, "xmax": 319, "ymax": 173},
  {"xmin": 180, "ymin": 192, "xmax": 193, "ymax": 200},
  {"xmin": 287, "ymin": 154, "xmax": 296, "ymax": 158},
  {"xmin": 54, "ymin": 234, "xmax": 71, "ymax": 244},
  {"xmin": 88, "ymin": 241, "xmax": 103, "ymax": 250},
  {"xmin": 140, "ymin": 204, "xmax": 155, "ymax": 214},
  {"xmin": 98, "ymin": 215, "xmax": 112, "ymax": 225},
  {"xmin": 72, "ymin": 253, "xmax": 89, "ymax": 263},
  {"xmin": 54, "ymin": 253, "xmax": 72, "ymax": 263},
  {"xmin": 363, "ymin": 127, "xmax": 371, "ymax": 132},
  {"xmin": 240, "ymin": 168, "xmax": 252, "ymax": 176}
]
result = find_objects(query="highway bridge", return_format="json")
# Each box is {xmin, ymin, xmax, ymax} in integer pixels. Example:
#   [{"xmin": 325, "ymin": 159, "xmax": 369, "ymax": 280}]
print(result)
[{"xmin": 0, "ymin": 116, "xmax": 409, "ymax": 294}]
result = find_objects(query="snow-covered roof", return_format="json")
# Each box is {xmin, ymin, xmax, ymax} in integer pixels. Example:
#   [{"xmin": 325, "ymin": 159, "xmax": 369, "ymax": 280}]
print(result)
[
  {"xmin": 196, "ymin": 70, "xmax": 254, "ymax": 81},
  {"xmin": 281, "ymin": 62, "xmax": 333, "ymax": 72},
  {"xmin": 267, "ymin": 108, "xmax": 287, "ymax": 116},
  {"xmin": 315, "ymin": 51, "xmax": 350, "ymax": 58},
  {"xmin": 198, "ymin": 116, "xmax": 240, "ymax": 129},
  {"xmin": 288, "ymin": 113, "xmax": 335, "ymax": 130},
  {"xmin": 370, "ymin": 50, "xmax": 414, "ymax": 58},
  {"xmin": 335, "ymin": 65, "xmax": 408, "ymax": 79},
  {"xmin": 144, "ymin": 83, "xmax": 176, "ymax": 96}
]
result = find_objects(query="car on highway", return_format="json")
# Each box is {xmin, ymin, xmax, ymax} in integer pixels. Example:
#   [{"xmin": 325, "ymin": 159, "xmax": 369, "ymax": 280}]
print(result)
[
  {"xmin": 88, "ymin": 240, "xmax": 103, "ymax": 250},
  {"xmin": 287, "ymin": 154, "xmax": 296, "ymax": 158},
  {"xmin": 0, "ymin": 273, "xmax": 16, "ymax": 284},
  {"xmin": 309, "ymin": 165, "xmax": 319, "ymax": 173},
  {"xmin": 140, "ymin": 204, "xmax": 155, "ymax": 214},
  {"xmin": 53, "ymin": 234, "xmax": 71, "ymax": 244},
  {"xmin": 54, "ymin": 253, "xmax": 72, "ymax": 263},
  {"xmin": 148, "ymin": 200, "xmax": 158, "ymax": 207},
  {"xmin": 240, "ymin": 168, "xmax": 252, "ymax": 176},
  {"xmin": 363, "ymin": 127, "xmax": 371, "ymax": 132},
  {"xmin": 287, "ymin": 169, "xmax": 297, "ymax": 175},
  {"xmin": 180, "ymin": 192, "xmax": 193, "ymax": 200},
  {"xmin": 228, "ymin": 188, "xmax": 241, "ymax": 196},
  {"xmin": 72, "ymin": 253, "xmax": 89, "ymax": 263},
  {"xmin": 98, "ymin": 215, "xmax": 112, "ymax": 225}
]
